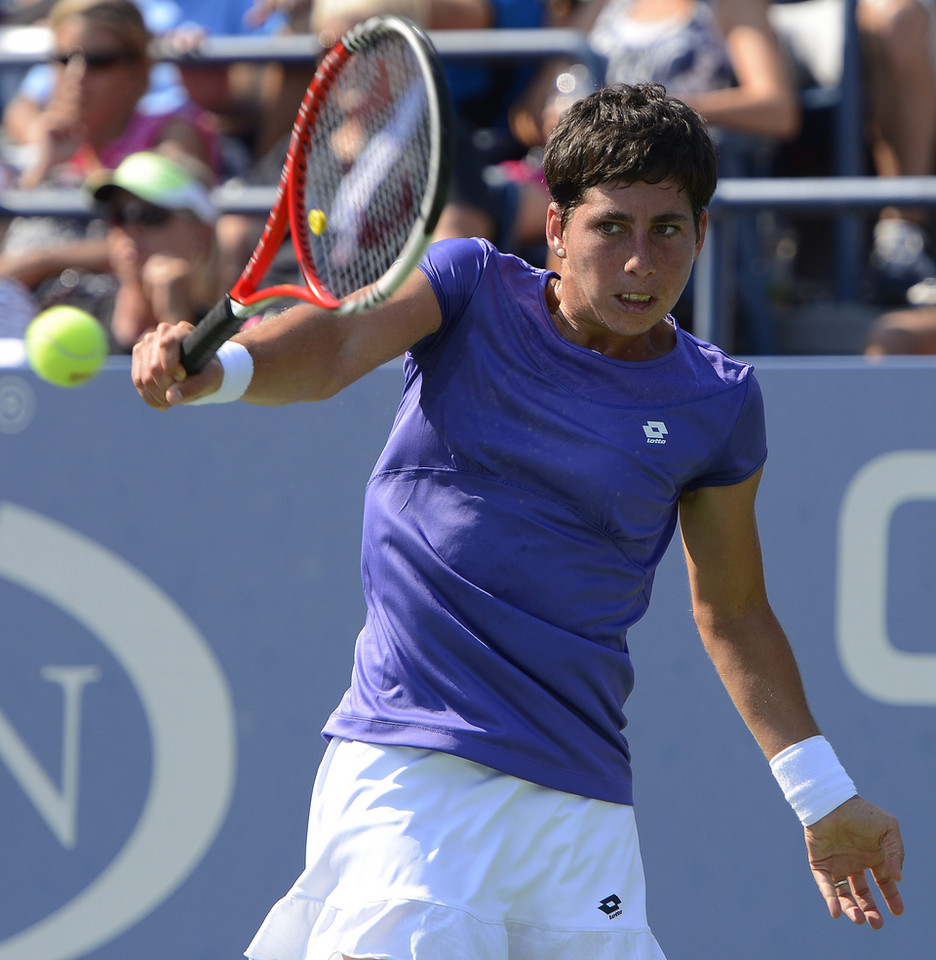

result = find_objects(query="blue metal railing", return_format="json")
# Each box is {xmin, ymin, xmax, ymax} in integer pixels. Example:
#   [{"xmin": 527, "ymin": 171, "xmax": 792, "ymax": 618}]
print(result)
[
  {"xmin": 695, "ymin": 176, "xmax": 936, "ymax": 347},
  {"xmin": 0, "ymin": 25, "xmax": 603, "ymax": 69}
]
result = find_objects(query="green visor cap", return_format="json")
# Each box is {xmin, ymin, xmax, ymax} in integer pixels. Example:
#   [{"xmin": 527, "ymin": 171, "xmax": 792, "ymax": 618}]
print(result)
[{"xmin": 87, "ymin": 151, "xmax": 217, "ymax": 226}]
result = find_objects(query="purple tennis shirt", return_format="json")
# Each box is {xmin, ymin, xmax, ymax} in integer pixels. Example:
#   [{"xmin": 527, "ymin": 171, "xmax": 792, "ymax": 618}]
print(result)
[{"xmin": 323, "ymin": 238, "xmax": 767, "ymax": 803}]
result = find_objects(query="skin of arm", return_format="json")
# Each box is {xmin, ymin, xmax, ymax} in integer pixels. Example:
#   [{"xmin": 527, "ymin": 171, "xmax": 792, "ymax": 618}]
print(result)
[
  {"xmin": 679, "ymin": 467, "xmax": 820, "ymax": 759},
  {"xmin": 685, "ymin": 0, "xmax": 801, "ymax": 142},
  {"xmin": 0, "ymin": 236, "xmax": 111, "ymax": 290},
  {"xmin": 679, "ymin": 468, "xmax": 905, "ymax": 928},
  {"xmin": 2, "ymin": 94, "xmax": 42, "ymax": 147},
  {"xmin": 426, "ymin": 0, "xmax": 493, "ymax": 29},
  {"xmin": 131, "ymin": 267, "xmax": 443, "ymax": 409}
]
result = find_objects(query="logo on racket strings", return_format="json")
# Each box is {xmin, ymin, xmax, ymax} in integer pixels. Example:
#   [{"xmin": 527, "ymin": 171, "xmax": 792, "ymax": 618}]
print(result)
[{"xmin": 357, "ymin": 179, "xmax": 415, "ymax": 250}]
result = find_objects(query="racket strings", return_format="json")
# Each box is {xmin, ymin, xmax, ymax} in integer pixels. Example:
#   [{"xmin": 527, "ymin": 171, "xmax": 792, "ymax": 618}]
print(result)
[{"xmin": 301, "ymin": 30, "xmax": 434, "ymax": 300}]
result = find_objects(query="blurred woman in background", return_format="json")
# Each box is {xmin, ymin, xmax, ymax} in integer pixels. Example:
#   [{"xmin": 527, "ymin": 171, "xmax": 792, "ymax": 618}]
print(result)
[
  {"xmin": 88, "ymin": 149, "xmax": 220, "ymax": 352},
  {"xmin": 8, "ymin": 0, "xmax": 215, "ymax": 188},
  {"xmin": 0, "ymin": 0, "xmax": 217, "ymax": 335}
]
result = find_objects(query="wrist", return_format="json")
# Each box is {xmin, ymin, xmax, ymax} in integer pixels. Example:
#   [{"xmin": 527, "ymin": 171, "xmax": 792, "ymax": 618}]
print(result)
[
  {"xmin": 769, "ymin": 735, "xmax": 857, "ymax": 826},
  {"xmin": 187, "ymin": 339, "xmax": 253, "ymax": 405}
]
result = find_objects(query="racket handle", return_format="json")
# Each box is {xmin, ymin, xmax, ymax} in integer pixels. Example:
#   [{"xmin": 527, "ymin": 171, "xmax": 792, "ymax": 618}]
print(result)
[{"xmin": 180, "ymin": 297, "xmax": 244, "ymax": 374}]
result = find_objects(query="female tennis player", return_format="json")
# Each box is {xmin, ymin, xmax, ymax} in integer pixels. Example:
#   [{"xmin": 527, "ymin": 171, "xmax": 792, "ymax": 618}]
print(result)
[{"xmin": 133, "ymin": 83, "xmax": 905, "ymax": 960}]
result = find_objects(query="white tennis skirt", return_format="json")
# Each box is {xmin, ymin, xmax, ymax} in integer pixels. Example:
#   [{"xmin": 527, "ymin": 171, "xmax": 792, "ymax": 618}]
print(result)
[{"xmin": 245, "ymin": 738, "xmax": 667, "ymax": 960}]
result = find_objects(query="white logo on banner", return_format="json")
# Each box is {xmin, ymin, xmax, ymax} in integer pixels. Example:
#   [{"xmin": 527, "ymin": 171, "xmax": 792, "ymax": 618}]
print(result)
[
  {"xmin": 0, "ymin": 501, "xmax": 237, "ymax": 960},
  {"xmin": 837, "ymin": 451, "xmax": 936, "ymax": 706},
  {"xmin": 0, "ymin": 375, "xmax": 35, "ymax": 435}
]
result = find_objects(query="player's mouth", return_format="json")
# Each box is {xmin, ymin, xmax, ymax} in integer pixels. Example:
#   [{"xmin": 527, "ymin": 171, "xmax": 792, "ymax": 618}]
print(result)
[{"xmin": 616, "ymin": 293, "xmax": 654, "ymax": 307}]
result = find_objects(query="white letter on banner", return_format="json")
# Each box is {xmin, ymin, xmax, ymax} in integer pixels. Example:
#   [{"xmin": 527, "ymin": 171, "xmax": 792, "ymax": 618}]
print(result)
[
  {"xmin": 0, "ymin": 665, "xmax": 101, "ymax": 848},
  {"xmin": 837, "ymin": 450, "xmax": 936, "ymax": 705}
]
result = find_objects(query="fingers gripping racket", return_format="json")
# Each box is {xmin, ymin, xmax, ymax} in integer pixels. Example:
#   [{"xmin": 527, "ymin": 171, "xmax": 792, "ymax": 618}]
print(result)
[{"xmin": 180, "ymin": 15, "xmax": 453, "ymax": 373}]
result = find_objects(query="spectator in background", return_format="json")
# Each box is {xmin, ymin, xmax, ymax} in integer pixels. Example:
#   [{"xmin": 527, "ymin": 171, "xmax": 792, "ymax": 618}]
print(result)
[
  {"xmin": 864, "ymin": 305, "xmax": 936, "ymax": 353},
  {"xmin": 2, "ymin": 0, "xmax": 216, "ymax": 184},
  {"xmin": 159, "ymin": 0, "xmax": 309, "ymax": 179},
  {"xmin": 0, "ymin": 0, "xmax": 217, "ymax": 333},
  {"xmin": 1, "ymin": 0, "xmax": 301, "ymax": 180},
  {"xmin": 87, "ymin": 148, "xmax": 220, "ymax": 351},
  {"xmin": 0, "ymin": 147, "xmax": 219, "ymax": 346},
  {"xmin": 1, "ymin": 0, "xmax": 198, "ymax": 157},
  {"xmin": 770, "ymin": 0, "xmax": 936, "ymax": 304}
]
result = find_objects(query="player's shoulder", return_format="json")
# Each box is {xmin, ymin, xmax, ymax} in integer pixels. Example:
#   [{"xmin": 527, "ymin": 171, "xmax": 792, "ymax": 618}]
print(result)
[
  {"xmin": 425, "ymin": 235, "xmax": 492, "ymax": 267},
  {"xmin": 424, "ymin": 236, "xmax": 507, "ymax": 270},
  {"xmin": 422, "ymin": 237, "xmax": 542, "ymax": 290},
  {"xmin": 678, "ymin": 325, "xmax": 757, "ymax": 390}
]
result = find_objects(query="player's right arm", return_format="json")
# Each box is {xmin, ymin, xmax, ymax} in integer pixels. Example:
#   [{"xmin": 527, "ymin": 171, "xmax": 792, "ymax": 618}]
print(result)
[{"xmin": 131, "ymin": 268, "xmax": 442, "ymax": 410}]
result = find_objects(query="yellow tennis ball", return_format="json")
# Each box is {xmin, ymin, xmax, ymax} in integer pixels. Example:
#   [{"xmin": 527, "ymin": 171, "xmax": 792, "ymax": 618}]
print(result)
[
  {"xmin": 25, "ymin": 306, "xmax": 108, "ymax": 388},
  {"xmin": 307, "ymin": 209, "xmax": 328, "ymax": 235}
]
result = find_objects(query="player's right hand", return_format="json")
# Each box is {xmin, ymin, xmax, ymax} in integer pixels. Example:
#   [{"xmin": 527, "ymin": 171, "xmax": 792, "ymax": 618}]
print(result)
[{"xmin": 132, "ymin": 321, "xmax": 222, "ymax": 410}]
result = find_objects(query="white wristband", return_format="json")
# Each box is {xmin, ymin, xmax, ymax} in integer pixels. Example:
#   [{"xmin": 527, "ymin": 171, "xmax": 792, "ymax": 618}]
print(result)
[
  {"xmin": 187, "ymin": 340, "xmax": 253, "ymax": 405},
  {"xmin": 769, "ymin": 736, "xmax": 857, "ymax": 826}
]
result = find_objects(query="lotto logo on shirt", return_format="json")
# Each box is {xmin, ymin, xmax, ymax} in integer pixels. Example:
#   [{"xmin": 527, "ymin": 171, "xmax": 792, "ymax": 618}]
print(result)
[
  {"xmin": 598, "ymin": 893, "xmax": 623, "ymax": 919},
  {"xmin": 642, "ymin": 421, "xmax": 668, "ymax": 444}
]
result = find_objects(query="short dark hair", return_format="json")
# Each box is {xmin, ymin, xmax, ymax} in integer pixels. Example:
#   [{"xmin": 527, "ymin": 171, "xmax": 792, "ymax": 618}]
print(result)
[{"xmin": 543, "ymin": 83, "xmax": 718, "ymax": 232}]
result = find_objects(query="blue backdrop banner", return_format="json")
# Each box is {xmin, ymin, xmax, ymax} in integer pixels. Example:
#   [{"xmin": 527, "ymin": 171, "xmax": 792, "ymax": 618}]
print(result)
[{"xmin": 0, "ymin": 355, "xmax": 932, "ymax": 960}]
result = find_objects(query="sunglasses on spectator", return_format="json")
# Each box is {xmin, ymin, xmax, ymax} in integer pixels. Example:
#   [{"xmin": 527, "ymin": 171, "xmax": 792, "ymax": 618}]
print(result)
[
  {"xmin": 50, "ymin": 48, "xmax": 139, "ymax": 69},
  {"xmin": 107, "ymin": 199, "xmax": 176, "ymax": 228}
]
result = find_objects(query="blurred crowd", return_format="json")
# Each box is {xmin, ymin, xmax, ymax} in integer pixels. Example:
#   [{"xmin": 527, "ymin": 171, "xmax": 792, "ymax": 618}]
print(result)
[{"xmin": 0, "ymin": 0, "xmax": 935, "ymax": 355}]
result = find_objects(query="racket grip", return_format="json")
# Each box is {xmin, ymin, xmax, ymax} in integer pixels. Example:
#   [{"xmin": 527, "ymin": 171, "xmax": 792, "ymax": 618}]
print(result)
[{"xmin": 180, "ymin": 297, "xmax": 244, "ymax": 374}]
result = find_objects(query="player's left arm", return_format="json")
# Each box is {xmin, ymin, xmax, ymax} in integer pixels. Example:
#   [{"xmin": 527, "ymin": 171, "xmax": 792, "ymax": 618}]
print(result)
[{"xmin": 678, "ymin": 469, "xmax": 905, "ymax": 927}]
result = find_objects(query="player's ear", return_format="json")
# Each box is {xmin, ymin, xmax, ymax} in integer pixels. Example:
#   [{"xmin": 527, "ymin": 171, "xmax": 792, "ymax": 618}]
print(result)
[{"xmin": 546, "ymin": 202, "xmax": 565, "ymax": 259}]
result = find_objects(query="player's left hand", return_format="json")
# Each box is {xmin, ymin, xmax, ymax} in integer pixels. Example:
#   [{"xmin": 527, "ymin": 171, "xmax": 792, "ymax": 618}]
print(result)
[{"xmin": 805, "ymin": 795, "xmax": 904, "ymax": 928}]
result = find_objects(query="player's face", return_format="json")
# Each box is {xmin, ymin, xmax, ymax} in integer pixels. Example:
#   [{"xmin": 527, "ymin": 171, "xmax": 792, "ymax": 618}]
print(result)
[{"xmin": 546, "ymin": 179, "xmax": 706, "ymax": 361}]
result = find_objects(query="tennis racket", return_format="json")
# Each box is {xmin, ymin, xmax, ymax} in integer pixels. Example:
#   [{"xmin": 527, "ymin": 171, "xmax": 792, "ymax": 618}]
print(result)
[{"xmin": 180, "ymin": 14, "xmax": 453, "ymax": 374}]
